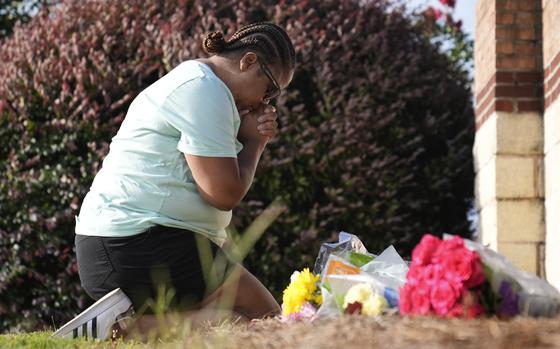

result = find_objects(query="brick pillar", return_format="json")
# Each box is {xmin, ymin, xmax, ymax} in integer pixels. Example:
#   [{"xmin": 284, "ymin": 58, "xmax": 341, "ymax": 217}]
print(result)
[
  {"xmin": 474, "ymin": 0, "xmax": 545, "ymax": 275},
  {"xmin": 543, "ymin": 0, "xmax": 560, "ymax": 289}
]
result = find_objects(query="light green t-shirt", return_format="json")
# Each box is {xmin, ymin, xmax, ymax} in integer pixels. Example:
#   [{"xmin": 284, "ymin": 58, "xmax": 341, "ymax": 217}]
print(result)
[{"xmin": 75, "ymin": 60, "xmax": 243, "ymax": 246}]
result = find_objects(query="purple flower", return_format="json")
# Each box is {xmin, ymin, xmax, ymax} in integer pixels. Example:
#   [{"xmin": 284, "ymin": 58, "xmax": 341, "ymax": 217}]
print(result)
[
  {"xmin": 498, "ymin": 281, "xmax": 519, "ymax": 317},
  {"xmin": 281, "ymin": 302, "xmax": 317, "ymax": 322}
]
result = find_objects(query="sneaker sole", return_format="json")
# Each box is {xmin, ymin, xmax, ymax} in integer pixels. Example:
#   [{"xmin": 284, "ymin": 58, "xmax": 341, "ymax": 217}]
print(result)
[{"xmin": 52, "ymin": 288, "xmax": 131, "ymax": 339}]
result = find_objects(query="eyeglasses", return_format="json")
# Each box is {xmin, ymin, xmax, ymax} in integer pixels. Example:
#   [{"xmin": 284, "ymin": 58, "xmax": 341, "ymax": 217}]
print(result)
[{"xmin": 258, "ymin": 59, "xmax": 281, "ymax": 103}]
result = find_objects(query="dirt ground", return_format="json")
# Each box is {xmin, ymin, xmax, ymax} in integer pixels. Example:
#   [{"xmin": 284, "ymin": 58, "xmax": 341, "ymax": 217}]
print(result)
[{"xmin": 186, "ymin": 315, "xmax": 560, "ymax": 349}]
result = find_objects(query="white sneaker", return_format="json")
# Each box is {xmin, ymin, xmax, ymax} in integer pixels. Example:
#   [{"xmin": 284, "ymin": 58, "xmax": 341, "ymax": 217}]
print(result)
[{"xmin": 53, "ymin": 288, "xmax": 135, "ymax": 340}]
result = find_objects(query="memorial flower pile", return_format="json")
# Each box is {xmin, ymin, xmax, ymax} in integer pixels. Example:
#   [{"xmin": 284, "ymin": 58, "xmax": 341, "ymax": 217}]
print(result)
[{"xmin": 281, "ymin": 232, "xmax": 560, "ymax": 321}]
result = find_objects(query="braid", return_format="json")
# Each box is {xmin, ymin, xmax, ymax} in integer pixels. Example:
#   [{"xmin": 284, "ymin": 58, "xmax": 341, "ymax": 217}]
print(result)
[
  {"xmin": 202, "ymin": 31, "xmax": 227, "ymax": 54},
  {"xmin": 201, "ymin": 22, "xmax": 296, "ymax": 71}
]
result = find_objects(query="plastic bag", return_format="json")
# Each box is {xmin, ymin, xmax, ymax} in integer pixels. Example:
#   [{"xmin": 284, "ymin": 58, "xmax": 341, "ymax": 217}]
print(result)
[
  {"xmin": 315, "ymin": 237, "xmax": 408, "ymax": 317},
  {"xmin": 456, "ymin": 235, "xmax": 560, "ymax": 317},
  {"xmin": 313, "ymin": 231, "xmax": 372, "ymax": 275}
]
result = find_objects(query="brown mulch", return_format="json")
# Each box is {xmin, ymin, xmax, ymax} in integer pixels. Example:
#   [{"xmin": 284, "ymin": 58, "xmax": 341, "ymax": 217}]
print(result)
[{"xmin": 187, "ymin": 315, "xmax": 560, "ymax": 349}]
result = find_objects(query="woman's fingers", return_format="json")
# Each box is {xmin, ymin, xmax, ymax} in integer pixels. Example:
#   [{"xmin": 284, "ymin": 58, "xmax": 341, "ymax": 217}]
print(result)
[
  {"xmin": 257, "ymin": 120, "xmax": 278, "ymax": 137},
  {"xmin": 257, "ymin": 120, "xmax": 278, "ymax": 130},
  {"xmin": 239, "ymin": 108, "xmax": 251, "ymax": 116}
]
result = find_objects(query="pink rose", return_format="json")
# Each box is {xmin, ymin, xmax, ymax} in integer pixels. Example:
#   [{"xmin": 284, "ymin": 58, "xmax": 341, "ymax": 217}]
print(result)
[
  {"xmin": 446, "ymin": 290, "xmax": 485, "ymax": 319},
  {"xmin": 442, "ymin": 249, "xmax": 473, "ymax": 282},
  {"xmin": 411, "ymin": 285, "xmax": 432, "ymax": 315},
  {"xmin": 430, "ymin": 279, "xmax": 460, "ymax": 316},
  {"xmin": 434, "ymin": 236, "xmax": 465, "ymax": 258},
  {"xmin": 406, "ymin": 264, "xmax": 423, "ymax": 286},
  {"xmin": 464, "ymin": 254, "xmax": 485, "ymax": 288},
  {"xmin": 412, "ymin": 234, "xmax": 441, "ymax": 267},
  {"xmin": 421, "ymin": 263, "xmax": 444, "ymax": 286},
  {"xmin": 448, "ymin": 303, "xmax": 464, "ymax": 317},
  {"xmin": 399, "ymin": 284, "xmax": 413, "ymax": 314}
]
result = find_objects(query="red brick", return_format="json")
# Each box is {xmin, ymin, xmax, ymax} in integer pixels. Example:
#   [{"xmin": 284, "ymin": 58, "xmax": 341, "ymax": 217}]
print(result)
[
  {"xmin": 496, "ymin": 71, "xmax": 515, "ymax": 84},
  {"xmin": 496, "ymin": 0, "xmax": 520, "ymax": 11},
  {"xmin": 515, "ymin": 12, "xmax": 538, "ymax": 25},
  {"xmin": 518, "ymin": 99, "xmax": 543, "ymax": 112},
  {"xmin": 514, "ymin": 42, "xmax": 541, "ymax": 55},
  {"xmin": 497, "ymin": 12, "xmax": 515, "ymax": 25},
  {"xmin": 496, "ymin": 27, "xmax": 515, "ymax": 40},
  {"xmin": 518, "ymin": 28, "xmax": 539, "ymax": 40},
  {"xmin": 515, "ymin": 71, "xmax": 542, "ymax": 83},
  {"xmin": 495, "ymin": 99, "xmax": 514, "ymax": 112},
  {"xmin": 497, "ymin": 40, "xmax": 514, "ymax": 54},
  {"xmin": 496, "ymin": 27, "xmax": 539, "ymax": 41},
  {"xmin": 497, "ymin": 55, "xmax": 538, "ymax": 70},
  {"xmin": 496, "ymin": 0, "xmax": 539, "ymax": 11},
  {"xmin": 517, "ymin": 2, "xmax": 539, "ymax": 11},
  {"xmin": 495, "ymin": 85, "xmax": 539, "ymax": 98}
]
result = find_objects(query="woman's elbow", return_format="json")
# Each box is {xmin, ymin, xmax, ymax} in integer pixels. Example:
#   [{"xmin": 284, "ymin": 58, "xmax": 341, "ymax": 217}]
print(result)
[{"xmin": 198, "ymin": 188, "xmax": 241, "ymax": 211}]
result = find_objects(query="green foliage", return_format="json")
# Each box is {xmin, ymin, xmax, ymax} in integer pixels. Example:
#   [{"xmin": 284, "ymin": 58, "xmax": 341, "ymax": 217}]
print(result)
[{"xmin": 0, "ymin": 0, "xmax": 474, "ymax": 331}]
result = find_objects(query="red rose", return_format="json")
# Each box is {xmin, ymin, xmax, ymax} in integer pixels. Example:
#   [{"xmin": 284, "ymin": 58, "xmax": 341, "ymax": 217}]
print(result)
[
  {"xmin": 412, "ymin": 234, "xmax": 441, "ymax": 266},
  {"xmin": 430, "ymin": 279, "xmax": 460, "ymax": 316}
]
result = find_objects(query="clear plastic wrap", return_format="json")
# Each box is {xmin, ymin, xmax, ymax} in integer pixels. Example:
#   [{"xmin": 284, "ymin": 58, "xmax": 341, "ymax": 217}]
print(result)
[
  {"xmin": 313, "ymin": 231, "xmax": 372, "ymax": 275},
  {"xmin": 459, "ymin": 236, "xmax": 560, "ymax": 317},
  {"xmin": 315, "ymin": 233, "xmax": 408, "ymax": 316}
]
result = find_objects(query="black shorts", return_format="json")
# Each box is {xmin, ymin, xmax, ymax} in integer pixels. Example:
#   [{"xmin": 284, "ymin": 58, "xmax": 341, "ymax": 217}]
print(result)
[{"xmin": 75, "ymin": 225, "xmax": 236, "ymax": 314}]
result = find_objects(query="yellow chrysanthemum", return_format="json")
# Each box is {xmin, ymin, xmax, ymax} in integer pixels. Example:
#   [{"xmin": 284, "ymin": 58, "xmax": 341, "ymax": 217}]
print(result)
[{"xmin": 282, "ymin": 268, "xmax": 321, "ymax": 315}]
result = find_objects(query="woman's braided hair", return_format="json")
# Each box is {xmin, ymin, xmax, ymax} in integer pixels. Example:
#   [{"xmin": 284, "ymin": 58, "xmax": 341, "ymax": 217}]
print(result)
[{"xmin": 202, "ymin": 22, "xmax": 296, "ymax": 71}]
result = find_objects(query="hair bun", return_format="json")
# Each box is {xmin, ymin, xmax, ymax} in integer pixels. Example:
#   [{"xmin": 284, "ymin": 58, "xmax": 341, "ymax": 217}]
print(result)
[{"xmin": 202, "ymin": 31, "xmax": 227, "ymax": 54}]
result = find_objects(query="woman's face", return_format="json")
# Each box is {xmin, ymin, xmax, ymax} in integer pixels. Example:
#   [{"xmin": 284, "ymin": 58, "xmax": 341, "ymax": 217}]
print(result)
[{"xmin": 234, "ymin": 52, "xmax": 293, "ymax": 111}]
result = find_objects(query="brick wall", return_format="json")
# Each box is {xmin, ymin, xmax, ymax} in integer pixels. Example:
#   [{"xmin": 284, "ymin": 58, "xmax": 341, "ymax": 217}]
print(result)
[
  {"xmin": 474, "ymin": 0, "xmax": 545, "ymax": 276},
  {"xmin": 475, "ymin": 0, "xmax": 543, "ymax": 130}
]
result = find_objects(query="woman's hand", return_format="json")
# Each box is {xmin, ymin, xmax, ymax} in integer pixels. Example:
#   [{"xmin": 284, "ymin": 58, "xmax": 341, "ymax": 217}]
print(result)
[{"xmin": 237, "ymin": 104, "xmax": 278, "ymax": 145}]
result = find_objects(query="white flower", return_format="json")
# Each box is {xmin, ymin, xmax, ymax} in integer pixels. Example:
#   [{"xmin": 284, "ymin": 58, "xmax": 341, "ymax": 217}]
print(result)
[{"xmin": 343, "ymin": 283, "xmax": 387, "ymax": 316}]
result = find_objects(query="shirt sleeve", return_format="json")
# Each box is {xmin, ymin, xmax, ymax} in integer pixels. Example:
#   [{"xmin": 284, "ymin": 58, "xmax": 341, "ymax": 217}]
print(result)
[{"xmin": 159, "ymin": 76, "xmax": 242, "ymax": 158}]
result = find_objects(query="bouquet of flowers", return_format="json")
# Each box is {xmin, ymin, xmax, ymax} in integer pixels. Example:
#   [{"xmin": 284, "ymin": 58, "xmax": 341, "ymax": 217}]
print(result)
[
  {"xmin": 281, "ymin": 268, "xmax": 323, "ymax": 320},
  {"xmin": 398, "ymin": 234, "xmax": 486, "ymax": 317},
  {"xmin": 281, "ymin": 232, "xmax": 560, "ymax": 321},
  {"xmin": 399, "ymin": 233, "xmax": 560, "ymax": 318},
  {"xmin": 282, "ymin": 232, "xmax": 407, "ymax": 319}
]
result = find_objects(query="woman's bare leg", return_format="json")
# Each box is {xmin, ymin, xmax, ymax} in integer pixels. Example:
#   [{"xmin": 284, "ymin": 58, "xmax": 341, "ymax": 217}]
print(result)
[
  {"xmin": 200, "ymin": 263, "xmax": 281, "ymax": 319},
  {"xmin": 120, "ymin": 263, "xmax": 278, "ymax": 340}
]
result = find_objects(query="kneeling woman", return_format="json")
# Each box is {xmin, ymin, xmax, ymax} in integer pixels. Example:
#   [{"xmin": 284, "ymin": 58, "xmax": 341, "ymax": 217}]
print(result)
[{"xmin": 55, "ymin": 22, "xmax": 295, "ymax": 340}]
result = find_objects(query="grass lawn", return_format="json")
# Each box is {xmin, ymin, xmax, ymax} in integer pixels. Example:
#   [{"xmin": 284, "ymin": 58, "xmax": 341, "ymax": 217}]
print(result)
[{"xmin": 2, "ymin": 315, "xmax": 560, "ymax": 349}]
